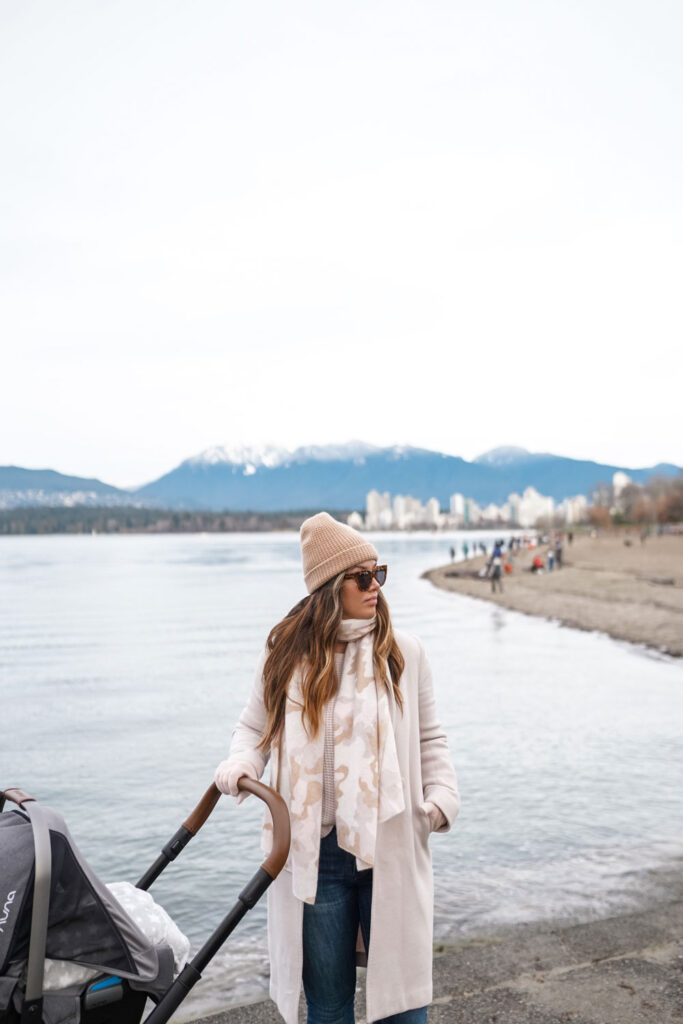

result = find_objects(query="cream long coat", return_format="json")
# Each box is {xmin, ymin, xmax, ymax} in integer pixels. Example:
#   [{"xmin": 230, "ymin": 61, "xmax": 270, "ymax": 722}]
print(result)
[{"xmin": 226, "ymin": 629, "xmax": 460, "ymax": 1024}]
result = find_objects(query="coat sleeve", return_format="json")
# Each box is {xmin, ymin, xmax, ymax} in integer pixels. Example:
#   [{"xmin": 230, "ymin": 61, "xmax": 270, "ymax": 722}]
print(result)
[
  {"xmin": 226, "ymin": 649, "xmax": 271, "ymax": 780},
  {"xmin": 416, "ymin": 638, "xmax": 460, "ymax": 832}
]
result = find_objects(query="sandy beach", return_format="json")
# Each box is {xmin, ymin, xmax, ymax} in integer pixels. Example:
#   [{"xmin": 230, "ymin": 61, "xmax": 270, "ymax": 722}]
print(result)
[{"xmin": 423, "ymin": 532, "xmax": 683, "ymax": 657}]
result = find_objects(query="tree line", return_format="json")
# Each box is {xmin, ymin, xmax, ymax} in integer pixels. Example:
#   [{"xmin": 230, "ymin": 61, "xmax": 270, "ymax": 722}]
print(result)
[
  {"xmin": 589, "ymin": 474, "xmax": 683, "ymax": 528},
  {"xmin": 0, "ymin": 506, "xmax": 334, "ymax": 535}
]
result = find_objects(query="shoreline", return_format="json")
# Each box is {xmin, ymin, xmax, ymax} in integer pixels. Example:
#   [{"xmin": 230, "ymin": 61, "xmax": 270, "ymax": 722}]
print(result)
[
  {"xmin": 178, "ymin": 850, "xmax": 683, "ymax": 1023},
  {"xmin": 185, "ymin": 894, "xmax": 683, "ymax": 1023},
  {"xmin": 422, "ymin": 533, "xmax": 683, "ymax": 658}
]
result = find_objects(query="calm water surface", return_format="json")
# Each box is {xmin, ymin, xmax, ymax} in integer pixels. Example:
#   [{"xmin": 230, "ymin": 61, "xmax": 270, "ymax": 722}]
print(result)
[{"xmin": 2, "ymin": 532, "xmax": 682, "ymax": 1019}]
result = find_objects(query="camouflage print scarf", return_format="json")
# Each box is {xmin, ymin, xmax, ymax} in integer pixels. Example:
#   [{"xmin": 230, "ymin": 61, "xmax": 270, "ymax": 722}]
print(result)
[{"xmin": 265, "ymin": 617, "xmax": 405, "ymax": 904}]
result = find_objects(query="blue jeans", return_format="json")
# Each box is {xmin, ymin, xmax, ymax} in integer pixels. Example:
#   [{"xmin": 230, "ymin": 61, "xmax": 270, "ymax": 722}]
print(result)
[{"xmin": 302, "ymin": 828, "xmax": 428, "ymax": 1024}]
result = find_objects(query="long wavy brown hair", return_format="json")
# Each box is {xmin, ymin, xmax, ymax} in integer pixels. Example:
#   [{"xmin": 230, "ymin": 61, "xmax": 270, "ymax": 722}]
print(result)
[{"xmin": 257, "ymin": 571, "xmax": 404, "ymax": 752}]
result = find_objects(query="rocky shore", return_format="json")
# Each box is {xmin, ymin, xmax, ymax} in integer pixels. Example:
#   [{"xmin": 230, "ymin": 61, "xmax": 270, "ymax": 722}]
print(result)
[
  {"xmin": 423, "ymin": 532, "xmax": 683, "ymax": 657},
  {"xmin": 187, "ymin": 896, "xmax": 683, "ymax": 1023}
]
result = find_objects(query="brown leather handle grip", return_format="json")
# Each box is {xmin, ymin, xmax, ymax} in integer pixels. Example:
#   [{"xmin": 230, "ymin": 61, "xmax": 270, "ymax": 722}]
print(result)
[
  {"xmin": 1, "ymin": 787, "xmax": 36, "ymax": 809},
  {"xmin": 237, "ymin": 777, "xmax": 291, "ymax": 879},
  {"xmin": 182, "ymin": 780, "xmax": 290, "ymax": 880},
  {"xmin": 182, "ymin": 784, "xmax": 221, "ymax": 835}
]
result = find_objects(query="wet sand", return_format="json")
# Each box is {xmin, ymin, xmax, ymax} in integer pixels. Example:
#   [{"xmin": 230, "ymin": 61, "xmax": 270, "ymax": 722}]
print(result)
[{"xmin": 423, "ymin": 533, "xmax": 683, "ymax": 657}]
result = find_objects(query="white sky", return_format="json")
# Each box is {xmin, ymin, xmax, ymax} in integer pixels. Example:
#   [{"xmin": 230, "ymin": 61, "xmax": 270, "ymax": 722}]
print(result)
[{"xmin": 2, "ymin": 1, "xmax": 681, "ymax": 488}]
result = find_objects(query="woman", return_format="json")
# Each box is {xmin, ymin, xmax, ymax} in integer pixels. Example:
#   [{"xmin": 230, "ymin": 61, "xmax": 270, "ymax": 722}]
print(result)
[{"xmin": 215, "ymin": 513, "xmax": 460, "ymax": 1024}]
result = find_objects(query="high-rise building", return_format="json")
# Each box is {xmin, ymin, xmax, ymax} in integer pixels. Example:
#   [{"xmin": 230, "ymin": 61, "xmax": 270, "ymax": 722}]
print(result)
[
  {"xmin": 366, "ymin": 489, "xmax": 392, "ymax": 529},
  {"xmin": 509, "ymin": 487, "xmax": 554, "ymax": 528}
]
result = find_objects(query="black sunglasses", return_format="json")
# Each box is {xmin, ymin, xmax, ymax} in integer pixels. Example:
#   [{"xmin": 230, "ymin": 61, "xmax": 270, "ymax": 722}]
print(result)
[{"xmin": 343, "ymin": 565, "xmax": 388, "ymax": 591}]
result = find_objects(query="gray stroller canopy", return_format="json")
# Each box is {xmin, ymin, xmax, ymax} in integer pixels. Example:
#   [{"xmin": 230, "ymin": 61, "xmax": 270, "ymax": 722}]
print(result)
[
  {"xmin": 2, "ymin": 776, "xmax": 291, "ymax": 1024},
  {"xmin": 0, "ymin": 805, "xmax": 173, "ymax": 1020}
]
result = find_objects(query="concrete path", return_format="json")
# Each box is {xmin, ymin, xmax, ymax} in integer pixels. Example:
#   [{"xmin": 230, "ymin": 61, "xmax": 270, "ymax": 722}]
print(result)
[{"xmin": 188, "ymin": 900, "xmax": 683, "ymax": 1023}]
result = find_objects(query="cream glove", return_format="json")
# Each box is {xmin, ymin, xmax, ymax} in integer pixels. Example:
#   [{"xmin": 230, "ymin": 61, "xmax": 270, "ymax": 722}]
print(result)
[
  {"xmin": 423, "ymin": 800, "xmax": 447, "ymax": 833},
  {"xmin": 214, "ymin": 760, "xmax": 258, "ymax": 803}
]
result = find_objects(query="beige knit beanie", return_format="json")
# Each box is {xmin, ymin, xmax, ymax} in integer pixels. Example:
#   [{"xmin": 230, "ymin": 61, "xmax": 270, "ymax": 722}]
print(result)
[{"xmin": 300, "ymin": 512, "xmax": 379, "ymax": 593}]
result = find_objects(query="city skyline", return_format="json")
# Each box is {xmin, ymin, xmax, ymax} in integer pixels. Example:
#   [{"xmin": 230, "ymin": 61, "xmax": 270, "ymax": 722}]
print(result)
[{"xmin": 358, "ymin": 483, "xmax": 588, "ymax": 531}]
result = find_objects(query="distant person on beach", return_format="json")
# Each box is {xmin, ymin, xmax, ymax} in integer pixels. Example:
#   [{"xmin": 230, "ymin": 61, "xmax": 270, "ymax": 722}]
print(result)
[
  {"xmin": 531, "ymin": 555, "xmax": 544, "ymax": 573},
  {"xmin": 450, "ymin": 546, "xmax": 456, "ymax": 561},
  {"xmin": 463, "ymin": 541, "xmax": 469, "ymax": 560},
  {"xmin": 488, "ymin": 542, "xmax": 504, "ymax": 593},
  {"xmin": 555, "ymin": 536, "xmax": 563, "ymax": 568},
  {"xmin": 547, "ymin": 548, "xmax": 555, "ymax": 571},
  {"xmin": 215, "ymin": 513, "xmax": 460, "ymax": 1024}
]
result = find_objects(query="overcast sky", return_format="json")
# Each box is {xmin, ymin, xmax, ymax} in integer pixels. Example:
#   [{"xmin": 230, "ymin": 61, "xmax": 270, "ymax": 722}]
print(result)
[{"xmin": 2, "ymin": 1, "xmax": 681, "ymax": 488}]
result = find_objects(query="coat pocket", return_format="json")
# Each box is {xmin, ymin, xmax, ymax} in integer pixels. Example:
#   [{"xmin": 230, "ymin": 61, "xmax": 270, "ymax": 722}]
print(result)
[{"xmin": 415, "ymin": 801, "xmax": 433, "ymax": 836}]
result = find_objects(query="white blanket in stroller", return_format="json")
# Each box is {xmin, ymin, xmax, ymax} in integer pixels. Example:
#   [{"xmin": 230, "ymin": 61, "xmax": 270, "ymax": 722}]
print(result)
[{"xmin": 43, "ymin": 882, "xmax": 191, "ymax": 991}]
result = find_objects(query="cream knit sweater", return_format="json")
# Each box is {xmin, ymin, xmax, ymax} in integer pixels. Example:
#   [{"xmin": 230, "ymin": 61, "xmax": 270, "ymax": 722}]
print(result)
[{"xmin": 320, "ymin": 651, "xmax": 343, "ymax": 836}]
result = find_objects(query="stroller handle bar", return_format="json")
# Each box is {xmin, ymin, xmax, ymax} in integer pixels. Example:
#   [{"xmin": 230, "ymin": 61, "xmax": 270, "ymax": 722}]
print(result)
[
  {"xmin": 3, "ymin": 780, "xmax": 290, "ymax": 881},
  {"xmin": 183, "ymin": 779, "xmax": 290, "ymax": 879},
  {"xmin": 136, "ymin": 777, "xmax": 290, "ymax": 891},
  {"xmin": 0, "ymin": 786, "xmax": 36, "ymax": 810}
]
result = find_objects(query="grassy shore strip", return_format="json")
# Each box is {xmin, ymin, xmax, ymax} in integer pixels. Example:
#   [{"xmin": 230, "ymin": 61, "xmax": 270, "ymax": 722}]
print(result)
[
  {"xmin": 185, "ymin": 896, "xmax": 683, "ymax": 1023},
  {"xmin": 422, "ymin": 533, "xmax": 683, "ymax": 658}
]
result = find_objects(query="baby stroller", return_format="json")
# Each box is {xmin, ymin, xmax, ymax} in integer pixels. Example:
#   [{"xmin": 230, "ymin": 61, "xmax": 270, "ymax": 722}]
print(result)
[{"xmin": 0, "ymin": 781, "xmax": 290, "ymax": 1024}]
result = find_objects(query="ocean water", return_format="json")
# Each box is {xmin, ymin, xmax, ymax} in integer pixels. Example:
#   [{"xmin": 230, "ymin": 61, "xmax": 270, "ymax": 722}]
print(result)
[{"xmin": 2, "ymin": 531, "xmax": 682, "ymax": 1019}]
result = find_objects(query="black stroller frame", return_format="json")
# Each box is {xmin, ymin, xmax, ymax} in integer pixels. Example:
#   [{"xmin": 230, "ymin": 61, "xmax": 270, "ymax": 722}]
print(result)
[{"xmin": 0, "ymin": 781, "xmax": 290, "ymax": 1024}]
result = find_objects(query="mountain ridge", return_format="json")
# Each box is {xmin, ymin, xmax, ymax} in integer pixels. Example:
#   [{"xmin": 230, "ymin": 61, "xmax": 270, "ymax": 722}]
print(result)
[{"xmin": 1, "ymin": 443, "xmax": 680, "ymax": 512}]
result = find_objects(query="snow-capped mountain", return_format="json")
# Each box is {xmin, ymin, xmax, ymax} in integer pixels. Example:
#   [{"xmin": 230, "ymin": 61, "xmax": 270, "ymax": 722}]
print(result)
[
  {"xmin": 2, "ymin": 444, "xmax": 680, "ymax": 513},
  {"xmin": 131, "ymin": 444, "xmax": 681, "ymax": 512},
  {"xmin": 474, "ymin": 446, "xmax": 542, "ymax": 466},
  {"xmin": 184, "ymin": 440, "xmax": 382, "ymax": 473},
  {"xmin": 185, "ymin": 444, "xmax": 291, "ymax": 471}
]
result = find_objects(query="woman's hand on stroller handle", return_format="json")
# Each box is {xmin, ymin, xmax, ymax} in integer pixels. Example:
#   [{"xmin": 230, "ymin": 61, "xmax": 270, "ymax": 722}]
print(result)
[{"xmin": 214, "ymin": 759, "xmax": 258, "ymax": 798}]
